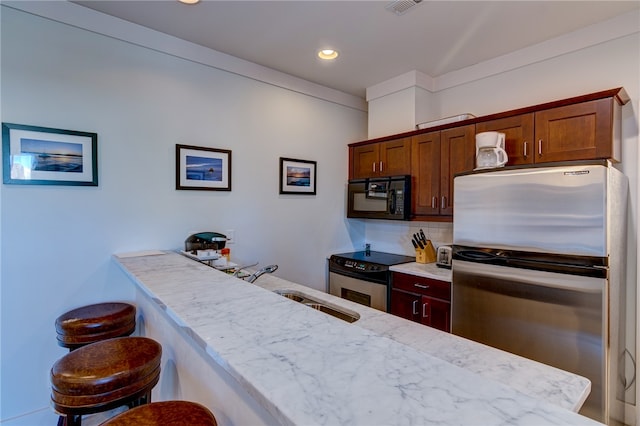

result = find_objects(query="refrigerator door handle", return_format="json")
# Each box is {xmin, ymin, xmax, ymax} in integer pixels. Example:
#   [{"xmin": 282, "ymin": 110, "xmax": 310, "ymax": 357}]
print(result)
[
  {"xmin": 456, "ymin": 250, "xmax": 501, "ymax": 262},
  {"xmin": 454, "ymin": 259, "xmax": 604, "ymax": 293}
]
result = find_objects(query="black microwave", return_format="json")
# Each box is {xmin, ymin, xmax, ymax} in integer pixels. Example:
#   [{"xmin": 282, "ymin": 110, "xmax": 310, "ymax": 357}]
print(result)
[{"xmin": 347, "ymin": 175, "xmax": 411, "ymax": 220}]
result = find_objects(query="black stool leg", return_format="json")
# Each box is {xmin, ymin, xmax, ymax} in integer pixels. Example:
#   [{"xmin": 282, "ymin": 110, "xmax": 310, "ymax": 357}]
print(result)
[{"xmin": 57, "ymin": 414, "xmax": 81, "ymax": 426}]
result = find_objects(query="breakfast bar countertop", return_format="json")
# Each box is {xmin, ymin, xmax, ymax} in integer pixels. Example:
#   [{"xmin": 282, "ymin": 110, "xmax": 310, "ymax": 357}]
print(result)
[{"xmin": 114, "ymin": 250, "xmax": 599, "ymax": 426}]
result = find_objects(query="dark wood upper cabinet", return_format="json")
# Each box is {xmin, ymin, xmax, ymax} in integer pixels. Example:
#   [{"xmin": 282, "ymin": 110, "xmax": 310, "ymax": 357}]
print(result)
[
  {"xmin": 411, "ymin": 131, "xmax": 441, "ymax": 216},
  {"xmin": 534, "ymin": 98, "xmax": 615, "ymax": 163},
  {"xmin": 348, "ymin": 88, "xmax": 629, "ymax": 221},
  {"xmin": 350, "ymin": 137, "xmax": 411, "ymax": 179},
  {"xmin": 351, "ymin": 143, "xmax": 378, "ymax": 179},
  {"xmin": 475, "ymin": 113, "xmax": 535, "ymax": 165},
  {"xmin": 476, "ymin": 96, "xmax": 622, "ymax": 166},
  {"xmin": 439, "ymin": 125, "xmax": 475, "ymax": 216},
  {"xmin": 410, "ymin": 125, "xmax": 474, "ymax": 218}
]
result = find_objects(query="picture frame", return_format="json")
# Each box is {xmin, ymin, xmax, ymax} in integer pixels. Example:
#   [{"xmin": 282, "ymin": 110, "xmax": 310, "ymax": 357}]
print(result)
[
  {"xmin": 2, "ymin": 122, "xmax": 98, "ymax": 186},
  {"xmin": 279, "ymin": 157, "xmax": 316, "ymax": 195},
  {"xmin": 176, "ymin": 144, "xmax": 232, "ymax": 191}
]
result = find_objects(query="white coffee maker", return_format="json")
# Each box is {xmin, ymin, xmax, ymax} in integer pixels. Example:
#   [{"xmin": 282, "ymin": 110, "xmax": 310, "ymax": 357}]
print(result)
[{"xmin": 475, "ymin": 131, "xmax": 508, "ymax": 170}]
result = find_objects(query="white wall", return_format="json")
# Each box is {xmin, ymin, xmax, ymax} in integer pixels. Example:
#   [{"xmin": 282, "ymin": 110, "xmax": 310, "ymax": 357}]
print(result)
[
  {"xmin": 0, "ymin": 6, "xmax": 366, "ymax": 421},
  {"xmin": 367, "ymin": 87, "xmax": 417, "ymax": 138},
  {"xmin": 366, "ymin": 70, "xmax": 440, "ymax": 138}
]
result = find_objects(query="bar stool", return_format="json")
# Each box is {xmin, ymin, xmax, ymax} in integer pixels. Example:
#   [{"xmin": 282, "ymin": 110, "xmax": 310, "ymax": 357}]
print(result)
[
  {"xmin": 55, "ymin": 302, "xmax": 136, "ymax": 350},
  {"xmin": 98, "ymin": 401, "xmax": 218, "ymax": 426},
  {"xmin": 51, "ymin": 336, "xmax": 162, "ymax": 426}
]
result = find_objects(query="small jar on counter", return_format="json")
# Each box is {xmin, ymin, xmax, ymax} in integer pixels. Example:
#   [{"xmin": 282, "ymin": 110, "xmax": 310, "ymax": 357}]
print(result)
[{"xmin": 220, "ymin": 248, "xmax": 230, "ymax": 262}]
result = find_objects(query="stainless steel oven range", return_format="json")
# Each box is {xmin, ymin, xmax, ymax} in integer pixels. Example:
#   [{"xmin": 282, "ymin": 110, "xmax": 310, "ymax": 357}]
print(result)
[{"xmin": 328, "ymin": 251, "xmax": 415, "ymax": 312}]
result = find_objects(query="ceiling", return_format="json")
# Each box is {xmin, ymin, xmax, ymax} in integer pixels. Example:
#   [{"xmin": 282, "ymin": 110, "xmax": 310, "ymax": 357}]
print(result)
[{"xmin": 74, "ymin": 1, "xmax": 639, "ymax": 98}]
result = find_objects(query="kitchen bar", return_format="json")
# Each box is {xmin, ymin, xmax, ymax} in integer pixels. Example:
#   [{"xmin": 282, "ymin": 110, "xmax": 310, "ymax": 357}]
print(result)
[{"xmin": 114, "ymin": 251, "xmax": 600, "ymax": 425}]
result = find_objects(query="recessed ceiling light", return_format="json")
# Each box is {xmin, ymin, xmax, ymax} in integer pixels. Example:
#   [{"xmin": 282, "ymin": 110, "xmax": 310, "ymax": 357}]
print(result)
[
  {"xmin": 178, "ymin": 0, "xmax": 200, "ymax": 4},
  {"xmin": 318, "ymin": 49, "xmax": 339, "ymax": 60}
]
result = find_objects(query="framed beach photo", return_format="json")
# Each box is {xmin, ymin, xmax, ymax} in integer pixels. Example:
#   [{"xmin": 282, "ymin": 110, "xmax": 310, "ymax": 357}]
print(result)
[
  {"xmin": 176, "ymin": 144, "xmax": 232, "ymax": 191},
  {"xmin": 2, "ymin": 123, "xmax": 98, "ymax": 186},
  {"xmin": 279, "ymin": 157, "xmax": 316, "ymax": 195}
]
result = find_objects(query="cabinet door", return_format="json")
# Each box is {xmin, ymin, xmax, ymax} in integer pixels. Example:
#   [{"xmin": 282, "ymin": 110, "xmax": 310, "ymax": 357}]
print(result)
[
  {"xmin": 351, "ymin": 144, "xmax": 378, "ymax": 178},
  {"xmin": 411, "ymin": 131, "xmax": 441, "ymax": 216},
  {"xmin": 476, "ymin": 114, "xmax": 534, "ymax": 166},
  {"xmin": 390, "ymin": 288, "xmax": 421, "ymax": 322},
  {"xmin": 534, "ymin": 98, "xmax": 612, "ymax": 163},
  {"xmin": 440, "ymin": 124, "xmax": 475, "ymax": 216},
  {"xmin": 379, "ymin": 137, "xmax": 412, "ymax": 176},
  {"xmin": 421, "ymin": 296, "xmax": 450, "ymax": 332}
]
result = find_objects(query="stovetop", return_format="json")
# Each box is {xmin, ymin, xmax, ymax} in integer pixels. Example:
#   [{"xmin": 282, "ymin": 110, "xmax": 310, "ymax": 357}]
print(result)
[{"xmin": 330, "ymin": 250, "xmax": 415, "ymax": 266}]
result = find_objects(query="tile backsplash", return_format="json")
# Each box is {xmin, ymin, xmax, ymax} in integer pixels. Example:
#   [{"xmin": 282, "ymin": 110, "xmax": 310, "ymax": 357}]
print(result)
[{"xmin": 363, "ymin": 220, "xmax": 453, "ymax": 256}]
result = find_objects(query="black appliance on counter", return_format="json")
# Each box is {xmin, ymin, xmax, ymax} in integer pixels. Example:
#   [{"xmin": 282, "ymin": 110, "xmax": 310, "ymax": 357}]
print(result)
[
  {"xmin": 328, "ymin": 250, "xmax": 415, "ymax": 312},
  {"xmin": 184, "ymin": 232, "xmax": 227, "ymax": 253},
  {"xmin": 347, "ymin": 175, "xmax": 411, "ymax": 220}
]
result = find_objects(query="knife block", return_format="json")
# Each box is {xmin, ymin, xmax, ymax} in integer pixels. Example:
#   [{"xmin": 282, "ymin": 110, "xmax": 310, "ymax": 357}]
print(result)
[{"xmin": 416, "ymin": 241, "xmax": 437, "ymax": 264}]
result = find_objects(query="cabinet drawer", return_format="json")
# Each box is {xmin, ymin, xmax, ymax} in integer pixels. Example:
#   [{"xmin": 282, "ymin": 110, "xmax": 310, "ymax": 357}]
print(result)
[{"xmin": 392, "ymin": 273, "xmax": 450, "ymax": 301}]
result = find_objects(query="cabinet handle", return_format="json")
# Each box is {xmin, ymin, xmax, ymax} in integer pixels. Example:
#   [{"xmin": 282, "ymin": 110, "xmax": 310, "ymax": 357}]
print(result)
[
  {"xmin": 414, "ymin": 283, "xmax": 429, "ymax": 289},
  {"xmin": 538, "ymin": 139, "xmax": 542, "ymax": 156},
  {"xmin": 372, "ymin": 162, "xmax": 376, "ymax": 172},
  {"xmin": 441, "ymin": 196, "xmax": 447, "ymax": 209},
  {"xmin": 431, "ymin": 196, "xmax": 437, "ymax": 209},
  {"xmin": 412, "ymin": 299, "xmax": 418, "ymax": 315},
  {"xmin": 379, "ymin": 161, "xmax": 383, "ymax": 172},
  {"xmin": 523, "ymin": 141, "xmax": 528, "ymax": 158},
  {"xmin": 422, "ymin": 302, "xmax": 429, "ymax": 318}
]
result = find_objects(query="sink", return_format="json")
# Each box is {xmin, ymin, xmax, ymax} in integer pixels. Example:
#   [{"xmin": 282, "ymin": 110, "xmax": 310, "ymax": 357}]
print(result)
[
  {"xmin": 304, "ymin": 303, "xmax": 360, "ymax": 323},
  {"xmin": 278, "ymin": 292, "xmax": 306, "ymax": 303},
  {"xmin": 274, "ymin": 290, "xmax": 360, "ymax": 323}
]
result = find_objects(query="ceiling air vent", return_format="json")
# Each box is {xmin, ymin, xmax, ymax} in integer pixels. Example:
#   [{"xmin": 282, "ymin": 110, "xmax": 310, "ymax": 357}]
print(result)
[{"xmin": 385, "ymin": 0, "xmax": 422, "ymax": 16}]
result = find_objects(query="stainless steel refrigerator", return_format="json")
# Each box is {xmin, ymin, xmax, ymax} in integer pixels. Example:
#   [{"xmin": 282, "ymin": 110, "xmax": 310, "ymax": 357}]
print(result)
[{"xmin": 451, "ymin": 160, "xmax": 633, "ymax": 424}]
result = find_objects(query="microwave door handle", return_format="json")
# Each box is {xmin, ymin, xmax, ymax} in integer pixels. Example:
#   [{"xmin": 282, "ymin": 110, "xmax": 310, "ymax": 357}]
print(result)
[{"xmin": 389, "ymin": 189, "xmax": 396, "ymax": 214}]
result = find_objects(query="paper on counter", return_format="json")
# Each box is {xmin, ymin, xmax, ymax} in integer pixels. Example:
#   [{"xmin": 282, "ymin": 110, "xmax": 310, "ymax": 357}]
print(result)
[{"xmin": 115, "ymin": 250, "xmax": 166, "ymax": 258}]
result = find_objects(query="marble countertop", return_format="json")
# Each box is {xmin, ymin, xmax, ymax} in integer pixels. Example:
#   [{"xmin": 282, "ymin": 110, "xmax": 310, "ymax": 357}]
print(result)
[
  {"xmin": 390, "ymin": 261, "xmax": 452, "ymax": 281},
  {"xmin": 114, "ymin": 251, "xmax": 599, "ymax": 426}
]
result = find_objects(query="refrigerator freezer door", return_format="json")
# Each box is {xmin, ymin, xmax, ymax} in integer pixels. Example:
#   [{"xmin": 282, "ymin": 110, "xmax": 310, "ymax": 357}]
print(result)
[
  {"xmin": 453, "ymin": 163, "xmax": 611, "ymax": 257},
  {"xmin": 452, "ymin": 259, "xmax": 608, "ymax": 421}
]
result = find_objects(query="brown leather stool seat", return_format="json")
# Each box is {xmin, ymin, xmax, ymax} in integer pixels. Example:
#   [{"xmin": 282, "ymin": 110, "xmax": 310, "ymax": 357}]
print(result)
[
  {"xmin": 56, "ymin": 302, "xmax": 136, "ymax": 350},
  {"xmin": 51, "ymin": 337, "xmax": 162, "ymax": 426},
  {"xmin": 99, "ymin": 401, "xmax": 218, "ymax": 426}
]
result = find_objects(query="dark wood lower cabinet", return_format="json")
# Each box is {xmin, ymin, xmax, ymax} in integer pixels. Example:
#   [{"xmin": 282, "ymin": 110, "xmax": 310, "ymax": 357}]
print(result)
[
  {"xmin": 390, "ymin": 288, "xmax": 420, "ymax": 322},
  {"xmin": 390, "ymin": 272, "xmax": 451, "ymax": 333},
  {"xmin": 421, "ymin": 295, "xmax": 450, "ymax": 332}
]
